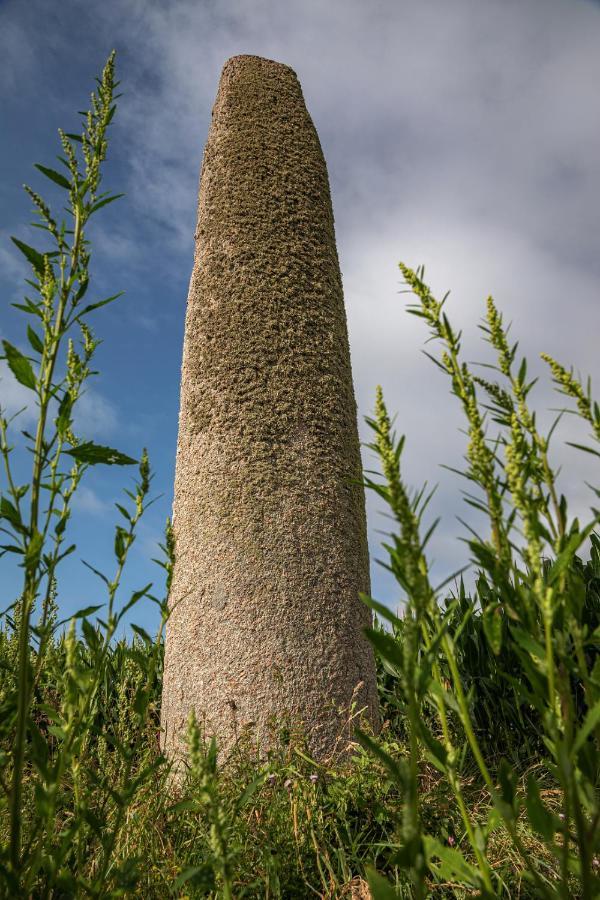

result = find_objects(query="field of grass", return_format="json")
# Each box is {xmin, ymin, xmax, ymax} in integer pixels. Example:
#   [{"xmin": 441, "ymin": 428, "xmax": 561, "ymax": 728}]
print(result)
[{"xmin": 1, "ymin": 53, "xmax": 599, "ymax": 899}]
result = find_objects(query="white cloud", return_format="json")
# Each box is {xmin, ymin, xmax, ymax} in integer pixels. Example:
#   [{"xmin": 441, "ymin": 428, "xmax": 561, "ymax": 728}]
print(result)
[
  {"xmin": 1, "ymin": 0, "xmax": 599, "ymax": 598},
  {"xmin": 0, "ymin": 361, "xmax": 37, "ymax": 426},
  {"xmin": 74, "ymin": 389, "xmax": 118, "ymax": 439},
  {"xmin": 71, "ymin": 484, "xmax": 110, "ymax": 515},
  {"xmin": 0, "ymin": 237, "xmax": 27, "ymax": 288}
]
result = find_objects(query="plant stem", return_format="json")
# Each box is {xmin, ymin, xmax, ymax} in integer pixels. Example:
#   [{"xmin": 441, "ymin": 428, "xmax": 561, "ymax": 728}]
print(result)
[{"xmin": 9, "ymin": 206, "xmax": 82, "ymax": 872}]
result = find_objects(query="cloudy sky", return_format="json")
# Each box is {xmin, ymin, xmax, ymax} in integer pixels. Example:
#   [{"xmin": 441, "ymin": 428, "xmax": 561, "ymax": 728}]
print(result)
[{"xmin": 1, "ymin": 0, "xmax": 599, "ymax": 632}]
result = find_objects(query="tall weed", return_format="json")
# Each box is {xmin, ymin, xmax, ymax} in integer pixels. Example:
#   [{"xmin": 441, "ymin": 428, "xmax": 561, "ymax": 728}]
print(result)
[
  {"xmin": 360, "ymin": 265, "xmax": 600, "ymax": 898},
  {"xmin": 0, "ymin": 53, "xmax": 171, "ymax": 896}
]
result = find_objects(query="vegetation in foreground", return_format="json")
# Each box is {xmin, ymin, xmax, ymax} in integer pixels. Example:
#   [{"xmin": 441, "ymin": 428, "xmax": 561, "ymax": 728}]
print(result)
[{"xmin": 0, "ymin": 54, "xmax": 599, "ymax": 898}]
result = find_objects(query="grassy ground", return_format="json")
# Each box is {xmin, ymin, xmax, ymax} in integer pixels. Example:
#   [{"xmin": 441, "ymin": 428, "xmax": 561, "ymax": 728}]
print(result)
[{"xmin": 0, "ymin": 626, "xmax": 579, "ymax": 898}]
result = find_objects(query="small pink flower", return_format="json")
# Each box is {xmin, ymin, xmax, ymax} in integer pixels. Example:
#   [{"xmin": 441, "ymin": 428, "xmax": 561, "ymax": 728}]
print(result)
[
  {"xmin": 447, "ymin": 835, "xmax": 455, "ymax": 846},
  {"xmin": 284, "ymin": 778, "xmax": 293, "ymax": 792},
  {"xmin": 267, "ymin": 773, "xmax": 277, "ymax": 786},
  {"xmin": 309, "ymin": 773, "xmax": 318, "ymax": 784}
]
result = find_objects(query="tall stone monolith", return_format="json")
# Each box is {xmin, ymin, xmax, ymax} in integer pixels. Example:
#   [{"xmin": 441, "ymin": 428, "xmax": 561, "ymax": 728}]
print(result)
[{"xmin": 161, "ymin": 55, "xmax": 379, "ymax": 764}]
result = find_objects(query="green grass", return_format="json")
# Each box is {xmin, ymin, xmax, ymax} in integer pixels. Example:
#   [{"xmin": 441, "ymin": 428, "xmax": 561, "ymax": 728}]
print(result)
[
  {"xmin": 0, "ymin": 619, "xmax": 580, "ymax": 898},
  {"xmin": 1, "ymin": 52, "xmax": 599, "ymax": 898}
]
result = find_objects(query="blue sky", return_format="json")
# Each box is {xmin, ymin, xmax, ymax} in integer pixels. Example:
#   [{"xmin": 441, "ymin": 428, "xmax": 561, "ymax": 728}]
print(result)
[{"xmin": 1, "ymin": 0, "xmax": 599, "ymax": 635}]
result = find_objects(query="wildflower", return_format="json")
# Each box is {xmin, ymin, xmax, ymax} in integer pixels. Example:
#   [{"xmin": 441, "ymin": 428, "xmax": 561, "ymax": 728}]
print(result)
[
  {"xmin": 267, "ymin": 773, "xmax": 277, "ymax": 786},
  {"xmin": 447, "ymin": 835, "xmax": 456, "ymax": 846},
  {"xmin": 309, "ymin": 773, "xmax": 318, "ymax": 784},
  {"xmin": 284, "ymin": 778, "xmax": 293, "ymax": 792}
]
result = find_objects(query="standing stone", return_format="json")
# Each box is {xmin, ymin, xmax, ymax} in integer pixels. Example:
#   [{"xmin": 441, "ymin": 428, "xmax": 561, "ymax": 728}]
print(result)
[{"xmin": 161, "ymin": 55, "xmax": 378, "ymax": 763}]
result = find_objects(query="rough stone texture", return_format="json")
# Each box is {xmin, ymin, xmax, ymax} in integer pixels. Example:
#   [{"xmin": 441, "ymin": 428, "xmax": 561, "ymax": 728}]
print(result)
[{"xmin": 161, "ymin": 54, "xmax": 379, "ymax": 763}]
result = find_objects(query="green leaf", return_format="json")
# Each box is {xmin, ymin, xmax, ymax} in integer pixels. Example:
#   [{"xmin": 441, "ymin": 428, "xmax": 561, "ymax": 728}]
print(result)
[
  {"xmin": 0, "ymin": 496, "xmax": 24, "ymax": 531},
  {"xmin": 76, "ymin": 292, "xmax": 124, "ymax": 317},
  {"xmin": 12, "ymin": 298, "xmax": 43, "ymax": 319},
  {"xmin": 525, "ymin": 775, "xmax": 557, "ymax": 842},
  {"xmin": 172, "ymin": 865, "xmax": 215, "ymax": 892},
  {"xmin": 498, "ymin": 758, "xmax": 518, "ymax": 813},
  {"xmin": 483, "ymin": 603, "xmax": 503, "ymax": 655},
  {"xmin": 26, "ymin": 325, "xmax": 44, "ymax": 354},
  {"xmin": 34, "ymin": 164, "xmax": 71, "ymax": 189},
  {"xmin": 2, "ymin": 340, "xmax": 37, "ymax": 389},
  {"xmin": 566, "ymin": 442, "xmax": 600, "ymax": 459},
  {"xmin": 55, "ymin": 392, "xmax": 73, "ymax": 436},
  {"xmin": 359, "ymin": 591, "xmax": 402, "ymax": 628},
  {"xmin": 355, "ymin": 729, "xmax": 403, "ymax": 783},
  {"xmin": 11, "ymin": 237, "xmax": 46, "ymax": 275},
  {"xmin": 24, "ymin": 529, "xmax": 43, "ymax": 569},
  {"xmin": 424, "ymin": 836, "xmax": 482, "ymax": 886},
  {"xmin": 130, "ymin": 623, "xmax": 152, "ymax": 645},
  {"xmin": 47, "ymin": 724, "xmax": 66, "ymax": 741},
  {"xmin": 234, "ymin": 773, "xmax": 266, "ymax": 813},
  {"xmin": 364, "ymin": 627, "xmax": 404, "ymax": 671},
  {"xmin": 167, "ymin": 799, "xmax": 201, "ymax": 814},
  {"xmin": 65, "ymin": 442, "xmax": 137, "ymax": 466},
  {"xmin": 547, "ymin": 525, "xmax": 596, "ymax": 585},
  {"xmin": 511, "ymin": 627, "xmax": 546, "ymax": 661},
  {"xmin": 365, "ymin": 868, "xmax": 402, "ymax": 899},
  {"xmin": 72, "ymin": 604, "xmax": 104, "ymax": 620},
  {"xmin": 89, "ymin": 193, "xmax": 124, "ymax": 214},
  {"xmin": 133, "ymin": 685, "xmax": 149, "ymax": 718},
  {"xmin": 115, "ymin": 503, "xmax": 131, "ymax": 522},
  {"xmin": 573, "ymin": 698, "xmax": 600, "ymax": 755}
]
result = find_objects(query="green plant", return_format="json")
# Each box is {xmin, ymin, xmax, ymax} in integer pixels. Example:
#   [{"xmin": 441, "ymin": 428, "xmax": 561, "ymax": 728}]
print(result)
[
  {"xmin": 360, "ymin": 264, "xmax": 600, "ymax": 898},
  {"xmin": 3, "ymin": 50, "xmax": 597, "ymax": 898},
  {"xmin": 0, "ymin": 53, "xmax": 172, "ymax": 896}
]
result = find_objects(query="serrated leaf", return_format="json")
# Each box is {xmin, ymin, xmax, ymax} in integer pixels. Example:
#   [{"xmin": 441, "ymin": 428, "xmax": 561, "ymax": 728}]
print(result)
[
  {"xmin": 0, "ymin": 496, "xmax": 24, "ymax": 532},
  {"xmin": 34, "ymin": 164, "xmax": 71, "ymax": 189},
  {"xmin": 11, "ymin": 237, "xmax": 46, "ymax": 275},
  {"xmin": 65, "ymin": 442, "xmax": 136, "ymax": 466},
  {"xmin": 26, "ymin": 325, "xmax": 44, "ymax": 354},
  {"xmin": 2, "ymin": 340, "xmax": 37, "ymax": 389}
]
